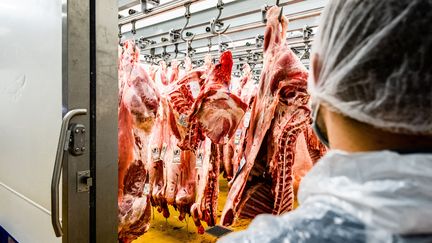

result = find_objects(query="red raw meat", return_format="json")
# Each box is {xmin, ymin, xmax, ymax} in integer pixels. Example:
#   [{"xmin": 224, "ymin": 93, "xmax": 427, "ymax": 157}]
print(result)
[
  {"xmin": 191, "ymin": 138, "xmax": 221, "ymax": 234},
  {"xmin": 221, "ymin": 6, "xmax": 325, "ymax": 226},
  {"xmin": 175, "ymin": 150, "xmax": 197, "ymax": 221},
  {"xmin": 118, "ymin": 41, "xmax": 159, "ymax": 242},
  {"xmin": 170, "ymin": 59, "xmax": 180, "ymax": 84},
  {"xmin": 190, "ymin": 51, "xmax": 248, "ymax": 145},
  {"xmin": 222, "ymin": 63, "xmax": 255, "ymax": 180}
]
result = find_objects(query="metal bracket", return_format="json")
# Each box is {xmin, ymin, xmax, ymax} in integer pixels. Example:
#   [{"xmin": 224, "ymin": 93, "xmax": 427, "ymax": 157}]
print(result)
[
  {"xmin": 255, "ymin": 34, "xmax": 264, "ymax": 48},
  {"xmin": 261, "ymin": 4, "xmax": 270, "ymax": 24},
  {"xmin": 301, "ymin": 25, "xmax": 313, "ymax": 60},
  {"xmin": 219, "ymin": 42, "xmax": 229, "ymax": 52},
  {"xmin": 77, "ymin": 170, "xmax": 92, "ymax": 193},
  {"xmin": 140, "ymin": 0, "xmax": 160, "ymax": 14},
  {"xmin": 69, "ymin": 124, "xmax": 86, "ymax": 156},
  {"xmin": 169, "ymin": 29, "xmax": 181, "ymax": 42},
  {"xmin": 131, "ymin": 20, "xmax": 137, "ymax": 35}
]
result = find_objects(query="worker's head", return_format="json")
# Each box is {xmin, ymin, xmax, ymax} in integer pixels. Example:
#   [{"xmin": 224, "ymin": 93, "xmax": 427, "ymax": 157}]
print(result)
[{"xmin": 309, "ymin": 0, "xmax": 432, "ymax": 151}]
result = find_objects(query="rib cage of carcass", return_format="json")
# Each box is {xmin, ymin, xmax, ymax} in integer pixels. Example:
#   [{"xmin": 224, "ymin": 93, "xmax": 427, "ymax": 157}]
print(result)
[{"xmin": 221, "ymin": 6, "xmax": 326, "ymax": 226}]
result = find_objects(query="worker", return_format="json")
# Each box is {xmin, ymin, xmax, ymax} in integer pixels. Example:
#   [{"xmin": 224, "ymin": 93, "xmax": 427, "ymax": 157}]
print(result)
[{"xmin": 219, "ymin": 0, "xmax": 432, "ymax": 242}]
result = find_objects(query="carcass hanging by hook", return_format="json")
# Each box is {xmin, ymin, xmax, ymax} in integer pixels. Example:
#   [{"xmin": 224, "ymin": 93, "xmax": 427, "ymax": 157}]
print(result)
[
  {"xmin": 276, "ymin": 0, "xmax": 284, "ymax": 22},
  {"xmin": 262, "ymin": 0, "xmax": 284, "ymax": 24},
  {"xmin": 210, "ymin": 0, "xmax": 230, "ymax": 35}
]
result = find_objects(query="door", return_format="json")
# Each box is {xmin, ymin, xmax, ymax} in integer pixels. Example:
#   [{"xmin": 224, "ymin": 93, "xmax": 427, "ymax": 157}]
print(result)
[{"xmin": 0, "ymin": 0, "xmax": 118, "ymax": 242}]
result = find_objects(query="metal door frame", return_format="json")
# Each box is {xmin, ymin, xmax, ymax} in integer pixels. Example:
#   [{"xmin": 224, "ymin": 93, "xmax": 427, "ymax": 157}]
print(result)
[
  {"xmin": 61, "ymin": 0, "xmax": 91, "ymax": 242},
  {"xmin": 58, "ymin": 0, "xmax": 118, "ymax": 242},
  {"xmin": 91, "ymin": 0, "xmax": 118, "ymax": 242}
]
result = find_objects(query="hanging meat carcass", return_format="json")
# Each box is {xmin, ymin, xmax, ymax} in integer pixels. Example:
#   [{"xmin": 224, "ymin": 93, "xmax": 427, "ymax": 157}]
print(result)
[
  {"xmin": 118, "ymin": 41, "xmax": 159, "ymax": 242},
  {"xmin": 221, "ymin": 6, "xmax": 326, "ymax": 226},
  {"xmin": 164, "ymin": 56, "xmax": 214, "ymax": 220},
  {"xmin": 166, "ymin": 63, "xmax": 206, "ymax": 151},
  {"xmin": 190, "ymin": 138, "xmax": 221, "ymax": 234},
  {"xmin": 166, "ymin": 54, "xmax": 215, "ymax": 152},
  {"xmin": 190, "ymin": 51, "xmax": 248, "ymax": 145},
  {"xmin": 170, "ymin": 59, "xmax": 180, "ymax": 84},
  {"xmin": 150, "ymin": 56, "xmax": 208, "ymax": 221},
  {"xmin": 222, "ymin": 63, "xmax": 254, "ymax": 180},
  {"xmin": 148, "ymin": 97, "xmax": 171, "ymax": 219},
  {"xmin": 148, "ymin": 58, "xmax": 184, "ymax": 219}
]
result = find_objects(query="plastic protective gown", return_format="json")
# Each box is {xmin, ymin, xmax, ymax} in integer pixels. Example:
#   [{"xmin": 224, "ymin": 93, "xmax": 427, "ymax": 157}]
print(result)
[{"xmin": 219, "ymin": 150, "xmax": 432, "ymax": 243}]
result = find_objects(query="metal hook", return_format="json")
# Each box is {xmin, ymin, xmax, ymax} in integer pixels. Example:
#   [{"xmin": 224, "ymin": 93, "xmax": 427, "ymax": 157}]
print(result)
[
  {"xmin": 275, "ymin": 0, "xmax": 283, "ymax": 23},
  {"xmin": 301, "ymin": 25, "xmax": 313, "ymax": 60},
  {"xmin": 207, "ymin": 37, "xmax": 212, "ymax": 53},
  {"xmin": 210, "ymin": 0, "xmax": 230, "ymax": 35},
  {"xmin": 180, "ymin": 2, "xmax": 195, "ymax": 42},
  {"xmin": 278, "ymin": 7, "xmax": 283, "ymax": 23},
  {"xmin": 174, "ymin": 43, "xmax": 179, "ymax": 59},
  {"xmin": 118, "ymin": 25, "xmax": 123, "ymax": 46},
  {"xmin": 262, "ymin": 2, "xmax": 283, "ymax": 24},
  {"xmin": 131, "ymin": 20, "xmax": 137, "ymax": 35}
]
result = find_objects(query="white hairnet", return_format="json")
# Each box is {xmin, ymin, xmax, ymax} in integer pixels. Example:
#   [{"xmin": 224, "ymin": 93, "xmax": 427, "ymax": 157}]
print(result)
[{"xmin": 309, "ymin": 0, "xmax": 432, "ymax": 135}]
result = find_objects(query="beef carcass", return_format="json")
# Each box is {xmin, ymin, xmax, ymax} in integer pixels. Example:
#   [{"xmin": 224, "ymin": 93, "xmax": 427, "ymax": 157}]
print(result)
[
  {"xmin": 184, "ymin": 56, "xmax": 193, "ymax": 72},
  {"xmin": 190, "ymin": 138, "xmax": 221, "ymax": 234},
  {"xmin": 158, "ymin": 61, "xmax": 169, "ymax": 85},
  {"xmin": 304, "ymin": 125, "xmax": 327, "ymax": 164},
  {"xmin": 148, "ymin": 98, "xmax": 170, "ymax": 218},
  {"xmin": 149, "ymin": 64, "xmax": 157, "ymax": 82},
  {"xmin": 118, "ymin": 41, "xmax": 139, "ymax": 106},
  {"xmin": 167, "ymin": 68, "xmax": 206, "ymax": 151},
  {"xmin": 175, "ymin": 150, "xmax": 197, "ymax": 221},
  {"xmin": 221, "ymin": 6, "xmax": 325, "ymax": 226},
  {"xmin": 163, "ymin": 136, "xmax": 182, "ymax": 207},
  {"xmin": 222, "ymin": 63, "xmax": 255, "ymax": 180},
  {"xmin": 190, "ymin": 51, "xmax": 248, "ymax": 145},
  {"xmin": 162, "ymin": 138, "xmax": 197, "ymax": 221},
  {"xmin": 118, "ymin": 42, "xmax": 159, "ymax": 242},
  {"xmin": 170, "ymin": 59, "xmax": 180, "ymax": 84},
  {"xmin": 239, "ymin": 63, "xmax": 252, "ymax": 93}
]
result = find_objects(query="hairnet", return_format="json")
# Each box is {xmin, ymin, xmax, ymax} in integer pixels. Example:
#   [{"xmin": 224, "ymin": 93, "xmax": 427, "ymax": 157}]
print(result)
[{"xmin": 308, "ymin": 0, "xmax": 432, "ymax": 135}]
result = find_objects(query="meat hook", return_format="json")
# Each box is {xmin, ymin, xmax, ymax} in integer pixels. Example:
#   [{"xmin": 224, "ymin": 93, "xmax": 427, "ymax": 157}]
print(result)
[
  {"xmin": 118, "ymin": 24, "xmax": 123, "ymax": 47},
  {"xmin": 131, "ymin": 20, "xmax": 137, "ymax": 35},
  {"xmin": 261, "ymin": 3, "xmax": 283, "ymax": 24},
  {"xmin": 207, "ymin": 37, "xmax": 212, "ymax": 53},
  {"xmin": 174, "ymin": 43, "xmax": 179, "ymax": 59},
  {"xmin": 275, "ymin": 0, "xmax": 283, "ymax": 23},
  {"xmin": 210, "ymin": 0, "xmax": 230, "ymax": 35},
  {"xmin": 301, "ymin": 25, "xmax": 313, "ymax": 60},
  {"xmin": 180, "ymin": 2, "xmax": 195, "ymax": 42},
  {"xmin": 278, "ymin": 7, "xmax": 284, "ymax": 23}
]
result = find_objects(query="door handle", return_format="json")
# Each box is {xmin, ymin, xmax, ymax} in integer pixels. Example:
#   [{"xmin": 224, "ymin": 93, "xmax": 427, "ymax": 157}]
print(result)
[{"xmin": 51, "ymin": 109, "xmax": 87, "ymax": 237}]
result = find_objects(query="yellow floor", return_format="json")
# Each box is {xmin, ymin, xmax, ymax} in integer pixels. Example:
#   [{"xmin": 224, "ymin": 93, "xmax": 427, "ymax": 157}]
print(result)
[{"xmin": 133, "ymin": 176, "xmax": 251, "ymax": 243}]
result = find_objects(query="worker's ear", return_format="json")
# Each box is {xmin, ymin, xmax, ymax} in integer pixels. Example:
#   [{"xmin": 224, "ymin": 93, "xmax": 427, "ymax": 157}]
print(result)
[{"xmin": 311, "ymin": 53, "xmax": 321, "ymax": 85}]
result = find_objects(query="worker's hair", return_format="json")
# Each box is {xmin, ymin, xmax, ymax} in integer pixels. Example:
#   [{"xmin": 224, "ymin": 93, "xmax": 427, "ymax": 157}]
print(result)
[{"xmin": 309, "ymin": 0, "xmax": 432, "ymax": 135}]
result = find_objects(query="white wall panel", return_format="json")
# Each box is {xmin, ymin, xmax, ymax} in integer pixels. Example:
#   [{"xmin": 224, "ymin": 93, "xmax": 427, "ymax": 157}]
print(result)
[{"xmin": 0, "ymin": 0, "xmax": 62, "ymax": 241}]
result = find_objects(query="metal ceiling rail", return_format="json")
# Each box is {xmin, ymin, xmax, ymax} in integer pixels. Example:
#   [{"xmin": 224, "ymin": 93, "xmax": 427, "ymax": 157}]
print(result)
[
  {"xmin": 184, "ymin": 37, "xmax": 315, "ymax": 60},
  {"xmin": 144, "ymin": 24, "xmax": 316, "ymax": 54},
  {"xmin": 138, "ymin": 8, "xmax": 322, "ymax": 51},
  {"xmin": 140, "ymin": 36, "xmax": 314, "ymax": 67},
  {"xmin": 119, "ymin": 0, "xmax": 204, "ymax": 25},
  {"xmin": 126, "ymin": 0, "xmax": 304, "ymax": 36},
  {"xmin": 119, "ymin": 0, "xmax": 140, "ymax": 11}
]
